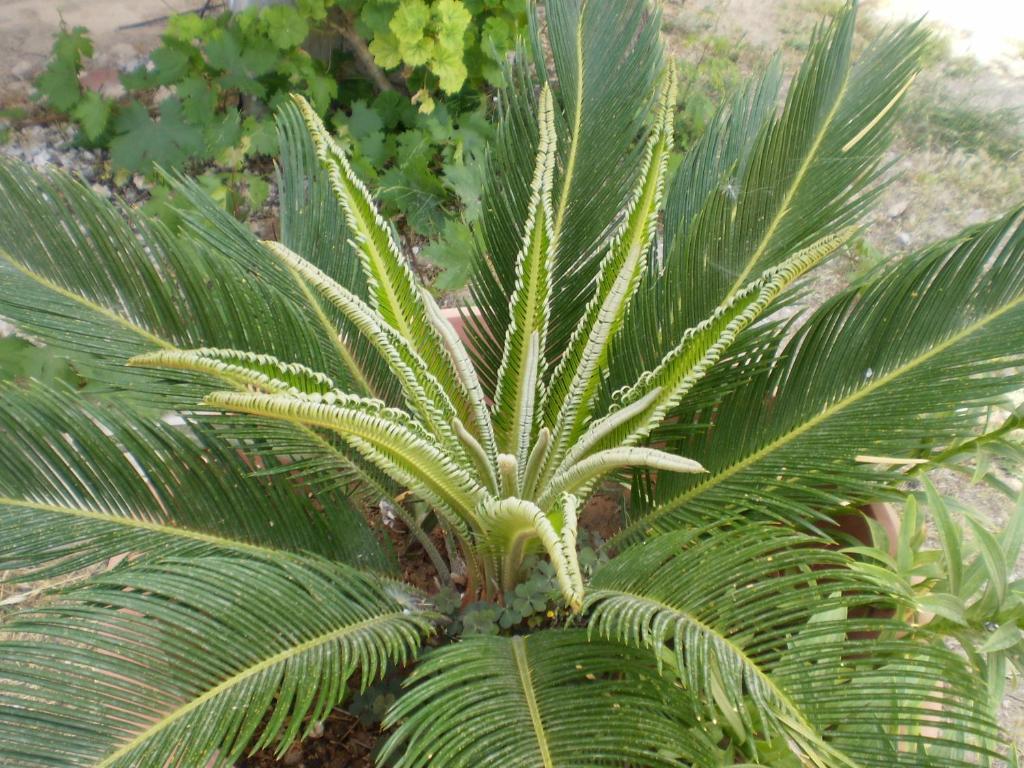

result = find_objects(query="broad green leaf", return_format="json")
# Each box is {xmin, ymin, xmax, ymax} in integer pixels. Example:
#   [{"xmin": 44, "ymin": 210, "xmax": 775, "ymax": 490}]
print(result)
[
  {"xmin": 924, "ymin": 478, "xmax": 963, "ymax": 595},
  {"xmin": 916, "ymin": 593, "xmax": 968, "ymax": 626},
  {"xmin": 71, "ymin": 91, "xmax": 112, "ymax": 141},
  {"xmin": 963, "ymin": 514, "xmax": 1008, "ymax": 606},
  {"xmin": 423, "ymin": 220, "xmax": 476, "ymax": 288},
  {"xmin": 110, "ymin": 98, "xmax": 205, "ymax": 174},
  {"xmin": 390, "ymin": 0, "xmax": 431, "ymax": 45}
]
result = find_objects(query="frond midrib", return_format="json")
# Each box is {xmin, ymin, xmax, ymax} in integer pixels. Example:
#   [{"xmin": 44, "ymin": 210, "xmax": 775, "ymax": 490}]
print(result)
[
  {"xmin": 95, "ymin": 610, "xmax": 412, "ymax": 768},
  {"xmin": 619, "ymin": 284, "xmax": 1024, "ymax": 541},
  {"xmin": 0, "ymin": 249, "xmax": 173, "ymax": 351},
  {"xmin": 1, "ymin": 496, "xmax": 283, "ymax": 560},
  {"xmin": 721, "ymin": 73, "xmax": 851, "ymax": 299},
  {"xmin": 550, "ymin": 9, "xmax": 587, "ymax": 251},
  {"xmin": 510, "ymin": 636, "xmax": 555, "ymax": 768},
  {"xmin": 290, "ymin": 266, "xmax": 376, "ymax": 398}
]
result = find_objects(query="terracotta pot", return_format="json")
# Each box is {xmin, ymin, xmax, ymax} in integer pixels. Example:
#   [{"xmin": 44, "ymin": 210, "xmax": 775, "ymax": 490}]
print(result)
[
  {"xmin": 440, "ymin": 305, "xmax": 480, "ymax": 350},
  {"xmin": 829, "ymin": 501, "xmax": 900, "ymax": 555}
]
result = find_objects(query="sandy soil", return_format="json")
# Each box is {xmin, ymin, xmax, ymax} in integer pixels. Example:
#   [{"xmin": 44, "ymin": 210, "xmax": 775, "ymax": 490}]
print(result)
[
  {"xmin": 0, "ymin": 0, "xmax": 202, "ymax": 100},
  {"xmin": 873, "ymin": 0, "xmax": 1024, "ymax": 76}
]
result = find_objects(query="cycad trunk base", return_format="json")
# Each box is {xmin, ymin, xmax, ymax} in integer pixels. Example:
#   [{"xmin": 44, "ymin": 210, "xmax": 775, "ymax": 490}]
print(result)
[{"xmin": 0, "ymin": 1, "xmax": 1021, "ymax": 765}]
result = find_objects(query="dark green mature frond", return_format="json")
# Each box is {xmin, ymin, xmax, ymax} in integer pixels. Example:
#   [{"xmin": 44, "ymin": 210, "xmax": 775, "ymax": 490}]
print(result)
[
  {"xmin": 0, "ymin": 159, "xmax": 338, "ymax": 403},
  {"xmin": 380, "ymin": 630, "xmax": 717, "ymax": 767},
  {"xmin": 0, "ymin": 555, "xmax": 434, "ymax": 768},
  {"xmin": 612, "ymin": 4, "xmax": 928, "ymax": 386},
  {"xmin": 617, "ymin": 208, "xmax": 1024, "ymax": 543},
  {"xmin": 0, "ymin": 386, "xmax": 393, "ymax": 579},
  {"xmin": 588, "ymin": 525, "xmax": 1001, "ymax": 765},
  {"xmin": 467, "ymin": 0, "xmax": 664, "ymax": 394},
  {"xmin": 0, "ymin": 1, "xmax": 1019, "ymax": 764}
]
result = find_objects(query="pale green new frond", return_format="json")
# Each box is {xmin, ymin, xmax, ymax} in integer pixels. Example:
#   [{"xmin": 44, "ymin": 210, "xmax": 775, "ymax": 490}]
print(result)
[
  {"xmin": 492, "ymin": 86, "xmax": 557, "ymax": 460},
  {"xmin": 263, "ymin": 239, "xmax": 466, "ymax": 460},
  {"xmin": 290, "ymin": 95, "xmax": 419, "ymax": 340},
  {"xmin": 454, "ymin": 418, "xmax": 499, "ymax": 493},
  {"xmin": 290, "ymin": 96, "xmax": 470, "ymax": 425},
  {"xmin": 280, "ymin": 100, "xmax": 393, "ymax": 398},
  {"xmin": 572, "ymin": 230, "xmax": 850, "ymax": 469},
  {"xmin": 542, "ymin": 68, "xmax": 677, "ymax": 477},
  {"xmin": 130, "ymin": 347, "xmax": 336, "ymax": 397},
  {"xmin": 0, "ymin": 555, "xmax": 435, "ymax": 768},
  {"xmin": 556, "ymin": 387, "xmax": 663, "ymax": 474},
  {"xmin": 588, "ymin": 525, "xmax": 1001, "ymax": 765},
  {"xmin": 478, "ymin": 497, "xmax": 583, "ymax": 609},
  {"xmin": 380, "ymin": 630, "xmax": 716, "ymax": 767},
  {"xmin": 537, "ymin": 447, "xmax": 703, "ymax": 510},
  {"xmin": 621, "ymin": 208, "xmax": 1024, "ymax": 543},
  {"xmin": 0, "ymin": 387, "xmax": 394, "ymax": 581},
  {"xmin": 521, "ymin": 425, "xmax": 551, "ymax": 500},
  {"xmin": 467, "ymin": 0, "xmax": 665, "ymax": 395},
  {"xmin": 204, "ymin": 390, "xmax": 487, "ymax": 536},
  {"xmin": 421, "ymin": 287, "xmax": 497, "ymax": 463},
  {"xmin": 215, "ymin": 411, "xmax": 400, "ymax": 508}
]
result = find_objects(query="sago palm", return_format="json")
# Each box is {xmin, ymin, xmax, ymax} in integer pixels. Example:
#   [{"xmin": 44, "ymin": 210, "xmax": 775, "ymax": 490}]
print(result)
[{"xmin": 0, "ymin": 1, "xmax": 1021, "ymax": 765}]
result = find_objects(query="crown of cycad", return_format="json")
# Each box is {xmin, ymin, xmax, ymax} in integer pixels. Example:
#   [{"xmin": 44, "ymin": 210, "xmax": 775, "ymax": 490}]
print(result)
[{"xmin": 132, "ymin": 69, "xmax": 852, "ymax": 610}]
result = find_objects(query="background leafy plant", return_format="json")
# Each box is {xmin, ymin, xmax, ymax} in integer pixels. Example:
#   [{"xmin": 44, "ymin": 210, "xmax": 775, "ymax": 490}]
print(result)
[
  {"xmin": 1, "ymin": 0, "xmax": 1023, "ymax": 765},
  {"xmin": 32, "ymin": 0, "xmax": 512, "ymax": 250}
]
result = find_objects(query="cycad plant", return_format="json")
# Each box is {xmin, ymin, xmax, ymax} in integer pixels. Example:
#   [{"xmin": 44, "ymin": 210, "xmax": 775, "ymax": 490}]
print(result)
[{"xmin": 0, "ymin": 1, "xmax": 1022, "ymax": 765}]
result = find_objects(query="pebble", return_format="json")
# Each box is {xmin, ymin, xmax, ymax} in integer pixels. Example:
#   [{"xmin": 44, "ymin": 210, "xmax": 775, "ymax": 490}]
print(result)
[
  {"xmin": 282, "ymin": 743, "xmax": 304, "ymax": 766},
  {"xmin": 1, "ymin": 121, "xmax": 137, "ymax": 204},
  {"xmin": 107, "ymin": 42, "xmax": 141, "ymax": 70},
  {"xmin": 10, "ymin": 60, "xmax": 34, "ymax": 80},
  {"xmin": 887, "ymin": 201, "xmax": 908, "ymax": 219}
]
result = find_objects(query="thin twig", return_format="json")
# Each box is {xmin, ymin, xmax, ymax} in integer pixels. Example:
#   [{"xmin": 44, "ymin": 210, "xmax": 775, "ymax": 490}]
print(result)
[
  {"xmin": 380, "ymin": 499, "xmax": 452, "ymax": 584},
  {"xmin": 327, "ymin": 18, "xmax": 399, "ymax": 94},
  {"xmin": 117, "ymin": 3, "xmax": 224, "ymax": 31}
]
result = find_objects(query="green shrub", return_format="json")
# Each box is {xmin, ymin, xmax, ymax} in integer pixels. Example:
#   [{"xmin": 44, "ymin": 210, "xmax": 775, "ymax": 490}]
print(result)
[{"xmin": 33, "ymin": 0, "xmax": 516, "ymax": 263}]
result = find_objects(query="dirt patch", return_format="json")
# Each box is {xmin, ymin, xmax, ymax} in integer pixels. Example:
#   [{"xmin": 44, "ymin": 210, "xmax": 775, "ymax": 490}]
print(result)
[
  {"xmin": 0, "ymin": 0, "xmax": 202, "ymax": 102},
  {"xmin": 241, "ymin": 709, "xmax": 379, "ymax": 768}
]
